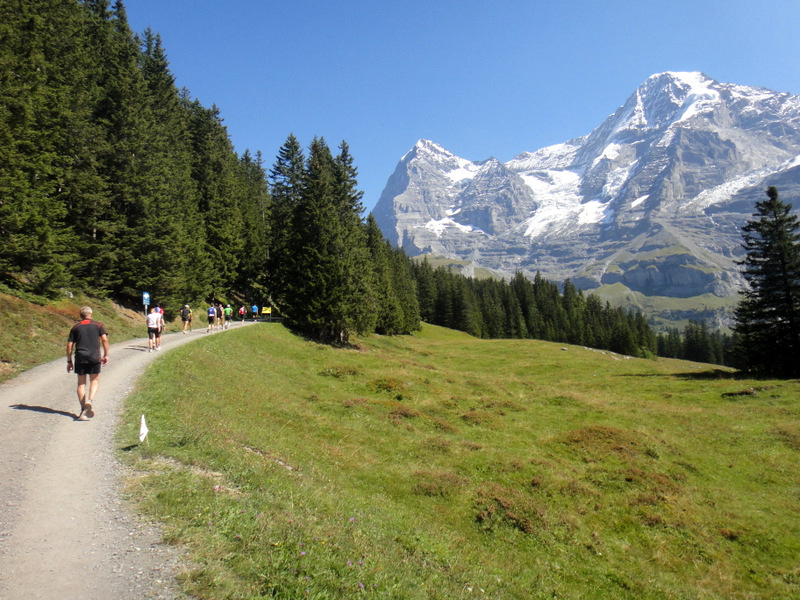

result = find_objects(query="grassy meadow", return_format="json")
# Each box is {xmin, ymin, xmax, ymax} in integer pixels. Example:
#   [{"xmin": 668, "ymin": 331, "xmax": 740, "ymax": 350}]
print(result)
[{"xmin": 117, "ymin": 323, "xmax": 800, "ymax": 599}]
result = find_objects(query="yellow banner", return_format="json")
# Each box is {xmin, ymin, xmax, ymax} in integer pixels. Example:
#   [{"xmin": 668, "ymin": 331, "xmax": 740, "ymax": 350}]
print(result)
[{"xmin": 262, "ymin": 307, "xmax": 272, "ymax": 314}]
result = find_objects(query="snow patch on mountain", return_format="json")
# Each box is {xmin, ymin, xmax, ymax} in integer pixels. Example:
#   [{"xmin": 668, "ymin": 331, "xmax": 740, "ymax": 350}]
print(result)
[
  {"xmin": 671, "ymin": 71, "xmax": 721, "ymax": 122},
  {"xmin": 579, "ymin": 200, "xmax": 614, "ymax": 225},
  {"xmin": 423, "ymin": 216, "xmax": 481, "ymax": 238},
  {"xmin": 446, "ymin": 164, "xmax": 479, "ymax": 183}
]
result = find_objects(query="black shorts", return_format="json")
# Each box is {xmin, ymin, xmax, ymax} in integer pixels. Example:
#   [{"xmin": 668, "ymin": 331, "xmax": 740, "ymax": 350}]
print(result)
[
  {"xmin": 148, "ymin": 327, "xmax": 159, "ymax": 338},
  {"xmin": 75, "ymin": 360, "xmax": 101, "ymax": 376}
]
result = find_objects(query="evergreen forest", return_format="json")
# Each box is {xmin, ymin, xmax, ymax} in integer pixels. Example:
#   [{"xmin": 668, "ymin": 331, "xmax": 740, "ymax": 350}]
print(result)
[{"xmin": 1, "ymin": 0, "xmax": 759, "ymax": 367}]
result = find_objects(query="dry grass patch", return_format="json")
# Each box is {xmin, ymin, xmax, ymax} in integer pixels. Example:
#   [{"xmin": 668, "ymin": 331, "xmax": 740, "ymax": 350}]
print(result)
[
  {"xmin": 773, "ymin": 424, "xmax": 800, "ymax": 451},
  {"xmin": 461, "ymin": 409, "xmax": 502, "ymax": 428},
  {"xmin": 412, "ymin": 470, "xmax": 469, "ymax": 497},
  {"xmin": 473, "ymin": 482, "xmax": 546, "ymax": 534},
  {"xmin": 559, "ymin": 425, "xmax": 651, "ymax": 461}
]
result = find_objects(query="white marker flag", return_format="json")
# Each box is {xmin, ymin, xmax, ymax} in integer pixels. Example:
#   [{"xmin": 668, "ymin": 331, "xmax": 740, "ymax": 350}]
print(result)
[{"xmin": 139, "ymin": 414, "xmax": 149, "ymax": 443}]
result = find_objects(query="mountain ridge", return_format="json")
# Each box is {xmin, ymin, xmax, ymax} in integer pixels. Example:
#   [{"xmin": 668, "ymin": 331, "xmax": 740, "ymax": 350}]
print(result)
[{"xmin": 372, "ymin": 72, "xmax": 800, "ymax": 327}]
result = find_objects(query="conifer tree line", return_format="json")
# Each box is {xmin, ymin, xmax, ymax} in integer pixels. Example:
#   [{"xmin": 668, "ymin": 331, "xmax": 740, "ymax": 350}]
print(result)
[
  {"xmin": 408, "ymin": 265, "xmax": 659, "ymax": 357},
  {"xmin": 1, "ymin": 0, "xmax": 269, "ymax": 312},
  {"xmin": 0, "ymin": 0, "xmax": 653, "ymax": 354},
  {"xmin": 656, "ymin": 321, "xmax": 734, "ymax": 366},
  {"xmin": 0, "ymin": 0, "xmax": 421, "ymax": 342}
]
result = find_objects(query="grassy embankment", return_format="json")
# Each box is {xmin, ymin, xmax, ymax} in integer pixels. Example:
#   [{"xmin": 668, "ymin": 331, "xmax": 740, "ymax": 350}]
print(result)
[
  {"xmin": 117, "ymin": 323, "xmax": 799, "ymax": 599},
  {"xmin": 0, "ymin": 291, "xmax": 205, "ymax": 383},
  {"xmin": 0, "ymin": 291, "xmax": 147, "ymax": 382}
]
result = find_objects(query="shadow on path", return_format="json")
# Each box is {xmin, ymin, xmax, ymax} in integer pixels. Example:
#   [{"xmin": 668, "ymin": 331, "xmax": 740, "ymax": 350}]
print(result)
[{"xmin": 10, "ymin": 404, "xmax": 78, "ymax": 420}]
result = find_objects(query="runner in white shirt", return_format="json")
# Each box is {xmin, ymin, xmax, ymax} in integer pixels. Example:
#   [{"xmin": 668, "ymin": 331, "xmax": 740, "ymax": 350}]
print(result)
[{"xmin": 146, "ymin": 308, "xmax": 162, "ymax": 352}]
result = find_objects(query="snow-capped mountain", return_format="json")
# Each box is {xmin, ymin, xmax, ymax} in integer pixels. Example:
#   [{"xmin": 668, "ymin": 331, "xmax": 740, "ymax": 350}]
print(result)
[{"xmin": 372, "ymin": 72, "xmax": 800, "ymax": 325}]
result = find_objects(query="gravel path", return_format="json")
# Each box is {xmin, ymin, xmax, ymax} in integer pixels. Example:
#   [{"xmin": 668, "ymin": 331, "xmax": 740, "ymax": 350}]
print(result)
[{"xmin": 0, "ymin": 325, "xmax": 246, "ymax": 599}]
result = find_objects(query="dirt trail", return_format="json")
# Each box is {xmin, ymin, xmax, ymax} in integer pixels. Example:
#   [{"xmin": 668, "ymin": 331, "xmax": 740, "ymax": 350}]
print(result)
[{"xmin": 0, "ymin": 324, "xmax": 249, "ymax": 599}]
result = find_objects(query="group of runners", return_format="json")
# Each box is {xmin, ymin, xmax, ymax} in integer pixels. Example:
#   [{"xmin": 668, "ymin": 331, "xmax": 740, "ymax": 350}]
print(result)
[
  {"xmin": 202, "ymin": 302, "xmax": 266, "ymax": 332},
  {"xmin": 179, "ymin": 302, "xmax": 265, "ymax": 334},
  {"xmin": 205, "ymin": 303, "xmax": 234, "ymax": 333}
]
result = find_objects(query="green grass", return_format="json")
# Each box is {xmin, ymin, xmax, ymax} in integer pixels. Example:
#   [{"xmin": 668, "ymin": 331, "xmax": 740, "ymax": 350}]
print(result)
[
  {"xmin": 412, "ymin": 254, "xmax": 500, "ymax": 279},
  {"xmin": 118, "ymin": 323, "xmax": 800, "ymax": 599},
  {"xmin": 591, "ymin": 283, "xmax": 739, "ymax": 330}
]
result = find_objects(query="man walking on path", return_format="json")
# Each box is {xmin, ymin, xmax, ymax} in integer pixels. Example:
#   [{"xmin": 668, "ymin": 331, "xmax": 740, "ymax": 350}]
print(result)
[
  {"xmin": 181, "ymin": 304, "xmax": 193, "ymax": 333},
  {"xmin": 207, "ymin": 303, "xmax": 217, "ymax": 333},
  {"xmin": 66, "ymin": 306, "xmax": 109, "ymax": 421},
  {"xmin": 224, "ymin": 304, "xmax": 233, "ymax": 329}
]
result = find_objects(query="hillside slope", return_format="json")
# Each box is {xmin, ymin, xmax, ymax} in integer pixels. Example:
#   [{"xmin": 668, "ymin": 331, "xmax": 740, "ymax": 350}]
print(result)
[
  {"xmin": 0, "ymin": 293, "xmax": 149, "ymax": 383},
  {"xmin": 119, "ymin": 324, "xmax": 800, "ymax": 599}
]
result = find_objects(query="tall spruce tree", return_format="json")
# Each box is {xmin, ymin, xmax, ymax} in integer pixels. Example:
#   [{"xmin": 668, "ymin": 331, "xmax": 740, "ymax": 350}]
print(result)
[
  {"xmin": 236, "ymin": 149, "xmax": 271, "ymax": 296},
  {"xmin": 410, "ymin": 258, "xmax": 437, "ymax": 322},
  {"xmin": 267, "ymin": 134, "xmax": 305, "ymax": 308},
  {"xmin": 388, "ymin": 248, "xmax": 421, "ymax": 334},
  {"xmin": 283, "ymin": 137, "xmax": 373, "ymax": 343},
  {"xmin": 332, "ymin": 141, "xmax": 376, "ymax": 335},
  {"xmin": 73, "ymin": 0, "xmax": 142, "ymax": 292},
  {"xmin": 733, "ymin": 186, "xmax": 800, "ymax": 377},
  {"xmin": 365, "ymin": 214, "xmax": 403, "ymax": 334},
  {"xmin": 121, "ymin": 30, "xmax": 205, "ymax": 310},
  {"xmin": 186, "ymin": 101, "xmax": 245, "ymax": 298}
]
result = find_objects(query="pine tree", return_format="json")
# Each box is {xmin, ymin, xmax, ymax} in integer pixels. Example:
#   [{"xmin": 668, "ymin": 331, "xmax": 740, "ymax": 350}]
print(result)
[
  {"xmin": 657, "ymin": 328, "xmax": 683, "ymax": 359},
  {"xmin": 582, "ymin": 294, "xmax": 607, "ymax": 349},
  {"xmin": 500, "ymin": 281, "xmax": 527, "ymax": 338},
  {"xmin": 267, "ymin": 134, "xmax": 305, "ymax": 308},
  {"xmin": 509, "ymin": 271, "xmax": 539, "ymax": 338},
  {"xmin": 283, "ymin": 138, "xmax": 373, "ymax": 343},
  {"xmin": 389, "ymin": 248, "xmax": 421, "ymax": 333},
  {"xmin": 477, "ymin": 280, "xmax": 504, "ymax": 338},
  {"xmin": 187, "ymin": 101, "xmax": 245, "ymax": 297},
  {"xmin": 125, "ymin": 30, "xmax": 205, "ymax": 309},
  {"xmin": 366, "ymin": 214, "xmax": 403, "ymax": 334},
  {"xmin": 452, "ymin": 276, "xmax": 483, "ymax": 337},
  {"xmin": 684, "ymin": 320, "xmax": 715, "ymax": 364},
  {"xmin": 72, "ymin": 0, "xmax": 143, "ymax": 293},
  {"xmin": 332, "ymin": 141, "xmax": 376, "ymax": 335},
  {"xmin": 236, "ymin": 149, "xmax": 271, "ymax": 296},
  {"xmin": 733, "ymin": 186, "xmax": 800, "ymax": 377},
  {"xmin": 561, "ymin": 279, "xmax": 585, "ymax": 345},
  {"xmin": 412, "ymin": 257, "xmax": 437, "ymax": 322}
]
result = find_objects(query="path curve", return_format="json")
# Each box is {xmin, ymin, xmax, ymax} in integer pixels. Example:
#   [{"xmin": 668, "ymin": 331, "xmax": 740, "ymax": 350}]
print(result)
[{"xmin": 0, "ymin": 323, "xmax": 252, "ymax": 599}]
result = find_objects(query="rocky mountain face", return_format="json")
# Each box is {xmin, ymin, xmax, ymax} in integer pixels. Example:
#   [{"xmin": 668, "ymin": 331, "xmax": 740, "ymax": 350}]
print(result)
[{"xmin": 372, "ymin": 72, "xmax": 800, "ymax": 327}]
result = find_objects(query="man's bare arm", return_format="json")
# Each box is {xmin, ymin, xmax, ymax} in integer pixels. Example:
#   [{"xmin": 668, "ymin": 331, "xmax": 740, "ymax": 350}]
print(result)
[{"xmin": 101, "ymin": 335, "xmax": 109, "ymax": 365}]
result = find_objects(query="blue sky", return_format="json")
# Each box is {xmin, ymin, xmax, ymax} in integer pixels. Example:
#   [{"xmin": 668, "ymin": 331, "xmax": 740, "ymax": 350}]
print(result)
[{"xmin": 125, "ymin": 0, "xmax": 800, "ymax": 212}]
